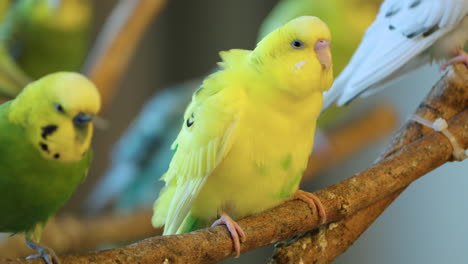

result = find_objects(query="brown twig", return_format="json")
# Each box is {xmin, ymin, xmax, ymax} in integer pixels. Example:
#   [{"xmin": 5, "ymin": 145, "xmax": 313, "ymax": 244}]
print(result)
[
  {"xmin": 269, "ymin": 64, "xmax": 468, "ymax": 264},
  {"xmin": 0, "ymin": 210, "xmax": 158, "ymax": 259},
  {"xmin": 1, "ymin": 71, "xmax": 466, "ymax": 263},
  {"xmin": 83, "ymin": 0, "xmax": 167, "ymax": 108},
  {"xmin": 269, "ymin": 193, "xmax": 399, "ymax": 264}
]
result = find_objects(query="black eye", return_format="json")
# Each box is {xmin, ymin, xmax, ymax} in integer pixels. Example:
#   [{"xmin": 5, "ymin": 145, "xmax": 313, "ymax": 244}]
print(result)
[
  {"xmin": 54, "ymin": 103, "xmax": 65, "ymax": 113},
  {"xmin": 291, "ymin": 40, "xmax": 304, "ymax": 49}
]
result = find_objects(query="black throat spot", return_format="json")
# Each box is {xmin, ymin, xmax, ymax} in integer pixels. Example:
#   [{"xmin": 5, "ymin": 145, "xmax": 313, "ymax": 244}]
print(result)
[
  {"xmin": 41, "ymin": 125, "xmax": 58, "ymax": 140},
  {"xmin": 39, "ymin": 142, "xmax": 50, "ymax": 154}
]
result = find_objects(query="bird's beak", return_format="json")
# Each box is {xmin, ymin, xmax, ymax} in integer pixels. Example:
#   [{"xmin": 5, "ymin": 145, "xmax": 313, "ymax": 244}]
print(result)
[
  {"xmin": 73, "ymin": 113, "xmax": 94, "ymax": 127},
  {"xmin": 315, "ymin": 40, "xmax": 332, "ymax": 72}
]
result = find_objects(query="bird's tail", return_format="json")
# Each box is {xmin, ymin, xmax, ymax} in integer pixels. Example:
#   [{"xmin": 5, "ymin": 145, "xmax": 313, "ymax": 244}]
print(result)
[
  {"xmin": 176, "ymin": 212, "xmax": 205, "ymax": 234},
  {"xmin": 152, "ymin": 183, "xmax": 176, "ymax": 230},
  {"xmin": 153, "ymin": 186, "xmax": 205, "ymax": 235}
]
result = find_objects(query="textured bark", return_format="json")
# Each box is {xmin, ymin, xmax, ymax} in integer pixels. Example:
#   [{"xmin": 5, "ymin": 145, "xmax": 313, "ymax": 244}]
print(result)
[
  {"xmin": 1, "ymin": 98, "xmax": 467, "ymax": 263},
  {"xmin": 269, "ymin": 194, "xmax": 399, "ymax": 264},
  {"xmin": 83, "ymin": 0, "xmax": 167, "ymax": 108},
  {"xmin": 269, "ymin": 64, "xmax": 468, "ymax": 264}
]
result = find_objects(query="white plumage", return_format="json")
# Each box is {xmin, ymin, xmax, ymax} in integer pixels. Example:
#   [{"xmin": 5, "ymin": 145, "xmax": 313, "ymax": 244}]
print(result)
[{"xmin": 323, "ymin": 0, "xmax": 468, "ymax": 109}]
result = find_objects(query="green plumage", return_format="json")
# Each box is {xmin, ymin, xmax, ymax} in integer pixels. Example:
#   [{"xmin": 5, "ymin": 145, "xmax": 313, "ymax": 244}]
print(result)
[
  {"xmin": 0, "ymin": 0, "xmax": 92, "ymax": 99},
  {"xmin": 0, "ymin": 101, "xmax": 91, "ymax": 233},
  {"xmin": 0, "ymin": 72, "xmax": 100, "ymax": 248},
  {"xmin": 12, "ymin": 0, "xmax": 92, "ymax": 79}
]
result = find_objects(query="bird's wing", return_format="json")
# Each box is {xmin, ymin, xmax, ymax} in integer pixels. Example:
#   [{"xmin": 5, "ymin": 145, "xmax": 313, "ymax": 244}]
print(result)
[
  {"xmin": 323, "ymin": 0, "xmax": 468, "ymax": 108},
  {"xmin": 158, "ymin": 78, "xmax": 242, "ymax": 235}
]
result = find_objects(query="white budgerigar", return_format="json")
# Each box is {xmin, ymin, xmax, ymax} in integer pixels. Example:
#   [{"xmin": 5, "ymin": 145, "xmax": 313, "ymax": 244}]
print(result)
[{"xmin": 323, "ymin": 0, "xmax": 468, "ymax": 109}]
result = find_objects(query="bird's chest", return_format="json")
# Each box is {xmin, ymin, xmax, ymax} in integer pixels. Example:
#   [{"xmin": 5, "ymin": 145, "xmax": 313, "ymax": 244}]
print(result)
[
  {"xmin": 233, "ymin": 108, "xmax": 313, "ymax": 174},
  {"xmin": 0, "ymin": 141, "xmax": 87, "ymax": 231},
  {"xmin": 198, "ymin": 102, "xmax": 317, "ymax": 219},
  {"xmin": 431, "ymin": 16, "xmax": 468, "ymax": 60}
]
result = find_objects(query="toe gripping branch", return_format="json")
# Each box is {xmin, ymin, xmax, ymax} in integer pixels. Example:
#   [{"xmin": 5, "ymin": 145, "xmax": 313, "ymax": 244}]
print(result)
[{"xmin": 411, "ymin": 115, "xmax": 467, "ymax": 161}]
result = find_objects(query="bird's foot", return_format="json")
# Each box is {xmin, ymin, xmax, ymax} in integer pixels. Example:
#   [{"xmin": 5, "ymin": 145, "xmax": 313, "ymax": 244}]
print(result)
[
  {"xmin": 293, "ymin": 190, "xmax": 327, "ymax": 225},
  {"xmin": 441, "ymin": 50, "xmax": 468, "ymax": 71},
  {"xmin": 211, "ymin": 213, "xmax": 246, "ymax": 257},
  {"xmin": 25, "ymin": 239, "xmax": 60, "ymax": 264},
  {"xmin": 411, "ymin": 115, "xmax": 467, "ymax": 161}
]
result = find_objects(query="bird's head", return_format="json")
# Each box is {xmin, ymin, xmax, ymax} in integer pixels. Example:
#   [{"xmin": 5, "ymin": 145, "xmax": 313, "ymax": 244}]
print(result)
[
  {"xmin": 251, "ymin": 16, "xmax": 333, "ymax": 98},
  {"xmin": 9, "ymin": 72, "xmax": 101, "ymax": 162}
]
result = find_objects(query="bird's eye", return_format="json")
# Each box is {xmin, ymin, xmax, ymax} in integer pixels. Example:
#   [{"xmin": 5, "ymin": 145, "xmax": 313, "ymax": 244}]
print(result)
[
  {"xmin": 54, "ymin": 103, "xmax": 65, "ymax": 113},
  {"xmin": 291, "ymin": 40, "xmax": 304, "ymax": 49}
]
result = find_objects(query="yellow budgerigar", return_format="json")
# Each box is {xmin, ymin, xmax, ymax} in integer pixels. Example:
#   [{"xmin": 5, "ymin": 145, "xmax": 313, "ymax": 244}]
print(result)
[{"xmin": 152, "ymin": 16, "xmax": 333, "ymax": 256}]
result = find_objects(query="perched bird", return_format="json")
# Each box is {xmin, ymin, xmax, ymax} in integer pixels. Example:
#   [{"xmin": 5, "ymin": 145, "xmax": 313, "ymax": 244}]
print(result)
[
  {"xmin": 322, "ymin": 0, "xmax": 468, "ymax": 160},
  {"xmin": 323, "ymin": 0, "xmax": 468, "ymax": 109},
  {"xmin": 0, "ymin": 0, "xmax": 92, "ymax": 99},
  {"xmin": 89, "ymin": 0, "xmax": 381, "ymax": 214},
  {"xmin": 9, "ymin": 0, "xmax": 92, "ymax": 79},
  {"xmin": 0, "ymin": 72, "xmax": 100, "ymax": 264},
  {"xmin": 152, "ymin": 16, "xmax": 333, "ymax": 256}
]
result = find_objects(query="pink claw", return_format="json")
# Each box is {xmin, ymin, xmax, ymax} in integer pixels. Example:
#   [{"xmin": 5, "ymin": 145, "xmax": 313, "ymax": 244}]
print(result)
[
  {"xmin": 293, "ymin": 190, "xmax": 327, "ymax": 225},
  {"xmin": 211, "ymin": 213, "xmax": 246, "ymax": 257},
  {"xmin": 441, "ymin": 50, "xmax": 468, "ymax": 71}
]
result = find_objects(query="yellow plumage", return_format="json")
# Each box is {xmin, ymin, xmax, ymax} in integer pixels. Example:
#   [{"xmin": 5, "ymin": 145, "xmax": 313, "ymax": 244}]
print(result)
[{"xmin": 152, "ymin": 16, "xmax": 333, "ymax": 243}]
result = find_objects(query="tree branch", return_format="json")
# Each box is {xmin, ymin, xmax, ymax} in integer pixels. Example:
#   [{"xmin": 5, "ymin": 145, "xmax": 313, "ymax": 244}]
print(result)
[
  {"xmin": 82, "ymin": 0, "xmax": 167, "ymax": 108},
  {"xmin": 1, "ymin": 67, "xmax": 466, "ymax": 264},
  {"xmin": 0, "ymin": 102, "xmax": 396, "ymax": 259},
  {"xmin": 0, "ymin": 210, "xmax": 158, "ymax": 258},
  {"xmin": 269, "ymin": 192, "xmax": 400, "ymax": 264},
  {"xmin": 269, "ymin": 64, "xmax": 468, "ymax": 263}
]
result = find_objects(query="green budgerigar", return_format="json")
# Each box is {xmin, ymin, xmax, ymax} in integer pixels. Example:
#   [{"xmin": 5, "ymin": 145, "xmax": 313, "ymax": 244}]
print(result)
[
  {"xmin": 10, "ymin": 0, "xmax": 93, "ymax": 79},
  {"xmin": 152, "ymin": 16, "xmax": 333, "ymax": 257},
  {"xmin": 0, "ymin": 72, "xmax": 100, "ymax": 263},
  {"xmin": 0, "ymin": 0, "xmax": 93, "ymax": 99}
]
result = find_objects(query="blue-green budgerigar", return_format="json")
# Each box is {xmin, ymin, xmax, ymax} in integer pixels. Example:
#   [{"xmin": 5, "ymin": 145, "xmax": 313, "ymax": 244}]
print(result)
[
  {"xmin": 88, "ymin": 80, "xmax": 200, "ymax": 213},
  {"xmin": 0, "ymin": 72, "xmax": 100, "ymax": 264},
  {"xmin": 152, "ymin": 16, "xmax": 333, "ymax": 256}
]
